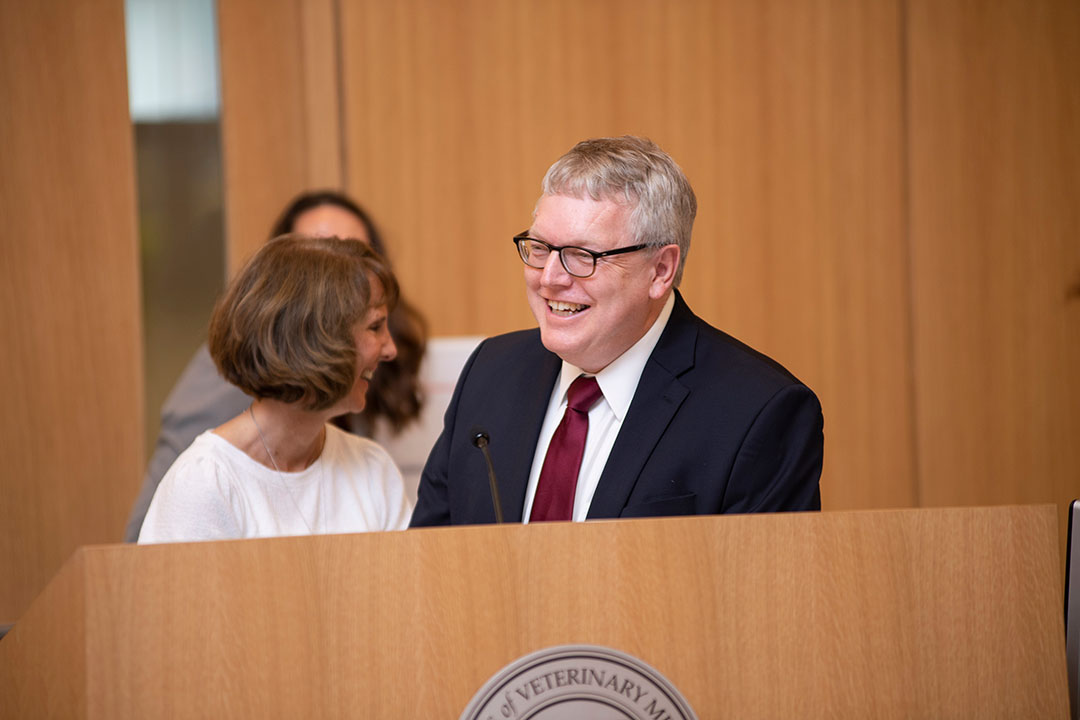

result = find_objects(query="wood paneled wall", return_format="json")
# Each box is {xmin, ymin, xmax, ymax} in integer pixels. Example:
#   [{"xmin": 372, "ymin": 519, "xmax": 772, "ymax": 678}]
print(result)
[
  {"xmin": 908, "ymin": 0, "xmax": 1080, "ymax": 538},
  {"xmin": 218, "ymin": 0, "xmax": 1080, "ymax": 520},
  {"xmin": 0, "ymin": 0, "xmax": 142, "ymax": 622},
  {"xmin": 218, "ymin": 0, "xmax": 344, "ymax": 274},
  {"xmin": 339, "ymin": 0, "xmax": 914, "ymax": 511}
]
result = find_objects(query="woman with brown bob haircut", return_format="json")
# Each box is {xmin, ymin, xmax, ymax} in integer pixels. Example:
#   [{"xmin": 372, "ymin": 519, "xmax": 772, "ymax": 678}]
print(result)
[
  {"xmin": 138, "ymin": 235, "xmax": 413, "ymax": 543},
  {"xmin": 124, "ymin": 190, "xmax": 427, "ymax": 542}
]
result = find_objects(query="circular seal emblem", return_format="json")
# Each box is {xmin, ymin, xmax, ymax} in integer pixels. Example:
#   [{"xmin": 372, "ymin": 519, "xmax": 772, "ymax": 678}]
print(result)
[{"xmin": 460, "ymin": 645, "xmax": 697, "ymax": 720}]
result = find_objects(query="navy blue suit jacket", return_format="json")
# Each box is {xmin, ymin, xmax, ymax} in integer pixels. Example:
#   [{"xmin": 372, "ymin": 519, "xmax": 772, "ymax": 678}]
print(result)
[{"xmin": 410, "ymin": 292, "xmax": 822, "ymax": 526}]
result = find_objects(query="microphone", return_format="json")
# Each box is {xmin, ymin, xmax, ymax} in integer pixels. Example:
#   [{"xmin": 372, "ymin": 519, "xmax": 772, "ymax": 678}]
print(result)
[{"xmin": 471, "ymin": 427, "xmax": 505, "ymax": 524}]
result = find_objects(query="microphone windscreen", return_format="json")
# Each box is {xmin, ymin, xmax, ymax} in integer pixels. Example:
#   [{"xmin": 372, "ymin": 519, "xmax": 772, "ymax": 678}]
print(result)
[{"xmin": 470, "ymin": 426, "xmax": 490, "ymax": 448}]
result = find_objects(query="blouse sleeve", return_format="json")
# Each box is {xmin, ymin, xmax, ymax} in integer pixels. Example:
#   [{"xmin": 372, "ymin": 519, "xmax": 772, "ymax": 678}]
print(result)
[
  {"xmin": 138, "ymin": 449, "xmax": 244, "ymax": 543},
  {"xmin": 371, "ymin": 444, "xmax": 414, "ymax": 531}
]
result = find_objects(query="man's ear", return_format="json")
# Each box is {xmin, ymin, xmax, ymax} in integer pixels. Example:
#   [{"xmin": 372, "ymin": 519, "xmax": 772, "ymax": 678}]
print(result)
[{"xmin": 648, "ymin": 244, "xmax": 680, "ymax": 299}]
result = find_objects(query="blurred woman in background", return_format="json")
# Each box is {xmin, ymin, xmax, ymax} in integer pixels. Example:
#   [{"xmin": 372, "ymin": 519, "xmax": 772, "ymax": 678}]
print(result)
[{"xmin": 269, "ymin": 191, "xmax": 427, "ymax": 435}]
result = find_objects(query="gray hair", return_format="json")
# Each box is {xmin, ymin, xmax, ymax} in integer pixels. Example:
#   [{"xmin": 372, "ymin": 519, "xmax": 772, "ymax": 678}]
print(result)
[{"xmin": 540, "ymin": 136, "xmax": 696, "ymax": 286}]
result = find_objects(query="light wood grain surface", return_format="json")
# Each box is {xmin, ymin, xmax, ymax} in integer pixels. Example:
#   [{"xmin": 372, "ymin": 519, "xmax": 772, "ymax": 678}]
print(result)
[
  {"xmin": 218, "ymin": 0, "xmax": 345, "ymax": 275},
  {"xmin": 0, "ymin": 0, "xmax": 142, "ymax": 623},
  {"xmin": 907, "ymin": 0, "xmax": 1080, "ymax": 549},
  {"xmin": 0, "ymin": 507, "xmax": 1067, "ymax": 718}
]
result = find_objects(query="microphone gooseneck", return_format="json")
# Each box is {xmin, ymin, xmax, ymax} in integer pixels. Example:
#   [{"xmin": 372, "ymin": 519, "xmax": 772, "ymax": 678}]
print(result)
[{"xmin": 471, "ymin": 428, "xmax": 504, "ymax": 524}]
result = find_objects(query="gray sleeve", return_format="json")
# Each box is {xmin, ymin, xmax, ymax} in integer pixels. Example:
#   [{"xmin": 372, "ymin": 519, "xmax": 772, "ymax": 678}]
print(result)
[{"xmin": 122, "ymin": 344, "xmax": 251, "ymax": 541}]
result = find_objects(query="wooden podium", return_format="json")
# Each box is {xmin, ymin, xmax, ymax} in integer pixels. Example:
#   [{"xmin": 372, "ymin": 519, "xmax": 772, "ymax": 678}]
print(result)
[{"xmin": 0, "ymin": 506, "xmax": 1069, "ymax": 718}]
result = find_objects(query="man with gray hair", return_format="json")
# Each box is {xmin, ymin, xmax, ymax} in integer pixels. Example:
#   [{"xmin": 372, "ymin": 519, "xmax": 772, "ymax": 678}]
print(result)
[{"xmin": 411, "ymin": 136, "xmax": 822, "ymax": 526}]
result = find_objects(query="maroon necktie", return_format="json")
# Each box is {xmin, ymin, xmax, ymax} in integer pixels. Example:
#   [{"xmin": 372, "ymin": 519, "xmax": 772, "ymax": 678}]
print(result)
[{"xmin": 530, "ymin": 375, "xmax": 604, "ymax": 522}]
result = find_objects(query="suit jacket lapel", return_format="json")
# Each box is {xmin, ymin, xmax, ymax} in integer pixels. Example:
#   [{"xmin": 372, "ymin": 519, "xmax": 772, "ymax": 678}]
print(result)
[
  {"xmin": 495, "ymin": 345, "xmax": 561, "ymax": 522},
  {"xmin": 587, "ymin": 292, "xmax": 697, "ymax": 519}
]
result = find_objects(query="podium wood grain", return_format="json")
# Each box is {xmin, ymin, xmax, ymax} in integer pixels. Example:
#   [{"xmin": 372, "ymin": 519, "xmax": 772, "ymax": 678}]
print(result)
[{"xmin": 0, "ymin": 507, "xmax": 1067, "ymax": 718}]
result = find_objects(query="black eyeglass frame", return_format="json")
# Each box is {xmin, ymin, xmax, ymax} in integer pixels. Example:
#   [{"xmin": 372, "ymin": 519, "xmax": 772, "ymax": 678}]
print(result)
[{"xmin": 512, "ymin": 231, "xmax": 651, "ymax": 278}]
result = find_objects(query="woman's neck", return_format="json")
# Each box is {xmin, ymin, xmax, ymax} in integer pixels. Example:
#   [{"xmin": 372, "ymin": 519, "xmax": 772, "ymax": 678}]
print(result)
[{"xmin": 219, "ymin": 398, "xmax": 329, "ymax": 472}]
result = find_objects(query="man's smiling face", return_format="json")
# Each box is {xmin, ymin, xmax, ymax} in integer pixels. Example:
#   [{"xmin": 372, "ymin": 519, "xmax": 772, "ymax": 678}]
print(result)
[{"xmin": 524, "ymin": 193, "xmax": 674, "ymax": 373}]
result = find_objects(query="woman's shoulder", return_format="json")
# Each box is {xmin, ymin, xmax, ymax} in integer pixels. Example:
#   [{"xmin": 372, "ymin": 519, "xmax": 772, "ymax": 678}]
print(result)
[
  {"xmin": 325, "ymin": 423, "xmax": 391, "ymax": 456},
  {"xmin": 162, "ymin": 430, "xmax": 282, "ymax": 500},
  {"xmin": 139, "ymin": 431, "xmax": 250, "ymax": 543},
  {"xmin": 165, "ymin": 429, "xmax": 214, "ymax": 466},
  {"xmin": 321, "ymin": 424, "xmax": 411, "ymax": 530},
  {"xmin": 323, "ymin": 424, "xmax": 402, "ymax": 479},
  {"xmin": 177, "ymin": 429, "xmax": 250, "ymax": 465}
]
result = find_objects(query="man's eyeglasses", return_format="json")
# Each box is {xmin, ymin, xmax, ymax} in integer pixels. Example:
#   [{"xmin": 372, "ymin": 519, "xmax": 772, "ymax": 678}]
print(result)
[{"xmin": 512, "ymin": 231, "xmax": 650, "ymax": 278}]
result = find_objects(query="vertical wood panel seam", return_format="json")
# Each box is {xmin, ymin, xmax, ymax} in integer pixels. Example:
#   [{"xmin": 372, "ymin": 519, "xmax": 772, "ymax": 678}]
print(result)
[
  {"xmin": 210, "ymin": 3, "xmax": 228, "ymax": 281},
  {"xmin": 297, "ymin": 0, "xmax": 311, "ymax": 183},
  {"xmin": 899, "ymin": 0, "xmax": 922, "ymax": 508},
  {"xmin": 333, "ymin": 0, "xmax": 347, "ymax": 189},
  {"xmin": 217, "ymin": 0, "xmax": 235, "ymax": 275}
]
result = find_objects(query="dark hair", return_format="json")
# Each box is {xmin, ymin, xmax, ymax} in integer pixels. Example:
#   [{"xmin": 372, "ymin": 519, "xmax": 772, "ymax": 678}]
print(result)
[
  {"xmin": 269, "ymin": 190, "xmax": 388, "ymax": 256},
  {"xmin": 272, "ymin": 190, "xmax": 427, "ymax": 432},
  {"xmin": 209, "ymin": 235, "xmax": 399, "ymax": 411}
]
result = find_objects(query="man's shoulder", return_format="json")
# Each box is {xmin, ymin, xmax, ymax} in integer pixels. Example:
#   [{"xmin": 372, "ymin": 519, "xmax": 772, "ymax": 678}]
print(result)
[
  {"xmin": 469, "ymin": 327, "xmax": 548, "ymax": 366},
  {"xmin": 673, "ymin": 300, "xmax": 811, "ymax": 396},
  {"xmin": 478, "ymin": 327, "xmax": 543, "ymax": 351},
  {"xmin": 451, "ymin": 328, "xmax": 559, "ymax": 405},
  {"xmin": 702, "ymin": 321, "xmax": 803, "ymax": 383}
]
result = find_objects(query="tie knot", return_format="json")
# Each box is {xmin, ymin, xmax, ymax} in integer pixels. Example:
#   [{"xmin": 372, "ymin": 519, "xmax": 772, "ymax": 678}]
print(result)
[{"xmin": 567, "ymin": 375, "xmax": 603, "ymax": 413}]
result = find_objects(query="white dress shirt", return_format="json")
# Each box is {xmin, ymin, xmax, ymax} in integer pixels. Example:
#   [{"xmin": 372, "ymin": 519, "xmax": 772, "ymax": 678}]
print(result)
[{"xmin": 522, "ymin": 292, "xmax": 675, "ymax": 522}]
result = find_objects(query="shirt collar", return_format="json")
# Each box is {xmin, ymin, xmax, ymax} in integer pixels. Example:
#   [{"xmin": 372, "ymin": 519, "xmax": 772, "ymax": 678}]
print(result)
[{"xmin": 554, "ymin": 292, "xmax": 675, "ymax": 421}]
